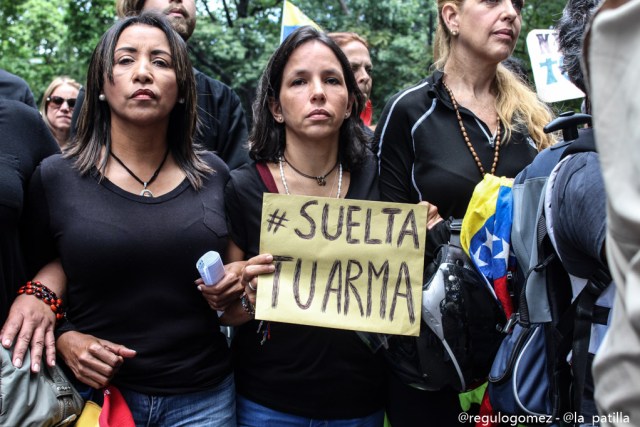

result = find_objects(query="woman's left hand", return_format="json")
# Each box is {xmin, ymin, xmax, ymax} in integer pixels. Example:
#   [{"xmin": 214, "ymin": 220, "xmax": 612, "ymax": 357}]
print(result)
[
  {"xmin": 419, "ymin": 201, "xmax": 444, "ymax": 230},
  {"xmin": 240, "ymin": 254, "xmax": 275, "ymax": 305},
  {"xmin": 197, "ymin": 261, "xmax": 245, "ymax": 311}
]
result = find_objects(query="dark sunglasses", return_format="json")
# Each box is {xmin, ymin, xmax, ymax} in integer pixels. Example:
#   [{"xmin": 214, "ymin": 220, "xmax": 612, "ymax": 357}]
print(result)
[{"xmin": 47, "ymin": 96, "xmax": 77, "ymax": 109}]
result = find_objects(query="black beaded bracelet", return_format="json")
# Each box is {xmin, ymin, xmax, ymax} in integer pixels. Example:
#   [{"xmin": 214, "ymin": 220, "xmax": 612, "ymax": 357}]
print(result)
[
  {"xmin": 17, "ymin": 281, "xmax": 65, "ymax": 322},
  {"xmin": 240, "ymin": 292, "xmax": 255, "ymax": 317}
]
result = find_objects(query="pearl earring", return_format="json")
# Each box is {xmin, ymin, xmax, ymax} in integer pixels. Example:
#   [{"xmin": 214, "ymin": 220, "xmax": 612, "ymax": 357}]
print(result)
[
  {"xmin": 451, "ymin": 29, "xmax": 459, "ymax": 36},
  {"xmin": 98, "ymin": 94, "xmax": 106, "ymax": 101},
  {"xmin": 178, "ymin": 98, "xmax": 185, "ymax": 104}
]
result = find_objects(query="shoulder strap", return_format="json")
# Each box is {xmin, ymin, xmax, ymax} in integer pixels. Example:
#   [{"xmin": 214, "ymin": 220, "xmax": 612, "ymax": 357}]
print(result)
[
  {"xmin": 571, "ymin": 267, "xmax": 612, "ymax": 415},
  {"xmin": 449, "ymin": 218, "xmax": 462, "ymax": 246},
  {"xmin": 559, "ymin": 128, "xmax": 597, "ymax": 160},
  {"xmin": 256, "ymin": 162, "xmax": 279, "ymax": 193}
]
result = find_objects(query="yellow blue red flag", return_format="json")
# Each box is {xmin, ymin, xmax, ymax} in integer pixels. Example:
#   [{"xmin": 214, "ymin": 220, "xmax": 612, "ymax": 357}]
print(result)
[
  {"xmin": 281, "ymin": 0, "xmax": 322, "ymax": 43},
  {"xmin": 460, "ymin": 175, "xmax": 515, "ymax": 317}
]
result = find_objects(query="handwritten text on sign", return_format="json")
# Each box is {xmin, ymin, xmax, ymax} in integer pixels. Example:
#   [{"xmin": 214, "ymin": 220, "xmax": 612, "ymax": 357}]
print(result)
[{"xmin": 257, "ymin": 194, "xmax": 427, "ymax": 336}]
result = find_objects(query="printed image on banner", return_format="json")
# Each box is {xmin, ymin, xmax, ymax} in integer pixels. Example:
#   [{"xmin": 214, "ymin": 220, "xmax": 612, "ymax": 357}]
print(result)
[
  {"xmin": 280, "ymin": 0, "xmax": 322, "ymax": 42},
  {"xmin": 257, "ymin": 194, "xmax": 427, "ymax": 336},
  {"xmin": 526, "ymin": 29, "xmax": 584, "ymax": 103}
]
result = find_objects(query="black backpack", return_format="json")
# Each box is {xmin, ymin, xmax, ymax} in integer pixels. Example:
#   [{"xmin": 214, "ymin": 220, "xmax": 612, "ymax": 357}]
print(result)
[{"xmin": 370, "ymin": 219, "xmax": 506, "ymax": 392}]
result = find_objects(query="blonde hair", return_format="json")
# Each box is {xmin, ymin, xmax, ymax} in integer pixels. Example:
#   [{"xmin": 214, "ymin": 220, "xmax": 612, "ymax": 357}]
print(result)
[
  {"xmin": 434, "ymin": 0, "xmax": 555, "ymax": 150},
  {"xmin": 40, "ymin": 76, "xmax": 81, "ymax": 143}
]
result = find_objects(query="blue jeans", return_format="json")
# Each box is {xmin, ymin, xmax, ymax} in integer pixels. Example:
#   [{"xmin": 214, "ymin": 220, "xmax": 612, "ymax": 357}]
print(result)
[
  {"xmin": 236, "ymin": 394, "xmax": 384, "ymax": 427},
  {"xmin": 119, "ymin": 374, "xmax": 236, "ymax": 427}
]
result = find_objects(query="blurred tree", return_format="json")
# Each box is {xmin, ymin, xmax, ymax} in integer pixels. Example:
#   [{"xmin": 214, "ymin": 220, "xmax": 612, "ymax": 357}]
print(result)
[
  {"xmin": 191, "ymin": 0, "xmax": 434, "ymax": 124},
  {"xmin": 0, "ymin": 0, "xmax": 569, "ymax": 122},
  {"xmin": 0, "ymin": 0, "xmax": 114, "ymax": 104}
]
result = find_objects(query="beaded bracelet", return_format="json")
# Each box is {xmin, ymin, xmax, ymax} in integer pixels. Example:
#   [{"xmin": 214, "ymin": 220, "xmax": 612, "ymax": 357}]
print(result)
[
  {"xmin": 17, "ymin": 281, "xmax": 65, "ymax": 322},
  {"xmin": 240, "ymin": 292, "xmax": 255, "ymax": 317}
]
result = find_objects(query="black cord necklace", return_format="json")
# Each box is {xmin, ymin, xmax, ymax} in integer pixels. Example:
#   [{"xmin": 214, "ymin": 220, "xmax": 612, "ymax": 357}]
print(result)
[
  {"xmin": 110, "ymin": 148, "xmax": 170, "ymax": 197},
  {"xmin": 282, "ymin": 155, "xmax": 339, "ymax": 186}
]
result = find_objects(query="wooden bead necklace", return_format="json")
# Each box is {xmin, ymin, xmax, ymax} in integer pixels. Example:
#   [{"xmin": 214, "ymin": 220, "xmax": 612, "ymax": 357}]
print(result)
[{"xmin": 442, "ymin": 81, "xmax": 501, "ymax": 176}]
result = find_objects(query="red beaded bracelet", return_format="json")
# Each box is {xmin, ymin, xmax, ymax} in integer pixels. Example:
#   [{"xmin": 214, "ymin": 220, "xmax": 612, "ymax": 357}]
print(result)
[{"xmin": 17, "ymin": 281, "xmax": 65, "ymax": 322}]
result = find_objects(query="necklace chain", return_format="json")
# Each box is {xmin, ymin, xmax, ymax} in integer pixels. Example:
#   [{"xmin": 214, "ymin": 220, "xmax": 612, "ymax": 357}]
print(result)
[
  {"xmin": 279, "ymin": 157, "xmax": 342, "ymax": 198},
  {"xmin": 442, "ymin": 81, "xmax": 501, "ymax": 176},
  {"xmin": 283, "ymin": 155, "xmax": 339, "ymax": 186},
  {"xmin": 110, "ymin": 148, "xmax": 170, "ymax": 197}
]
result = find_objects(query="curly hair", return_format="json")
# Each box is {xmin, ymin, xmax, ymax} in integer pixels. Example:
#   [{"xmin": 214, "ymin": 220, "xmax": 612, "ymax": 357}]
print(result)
[{"xmin": 555, "ymin": 0, "xmax": 602, "ymax": 94}]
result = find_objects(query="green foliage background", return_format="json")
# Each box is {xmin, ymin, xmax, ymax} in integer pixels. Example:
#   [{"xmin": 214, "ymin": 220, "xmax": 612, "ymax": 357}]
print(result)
[{"xmin": 0, "ymin": 0, "xmax": 568, "ymax": 121}]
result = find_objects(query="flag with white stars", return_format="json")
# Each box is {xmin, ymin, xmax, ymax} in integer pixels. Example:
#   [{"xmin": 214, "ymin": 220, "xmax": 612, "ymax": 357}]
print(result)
[{"xmin": 460, "ymin": 175, "xmax": 516, "ymax": 317}]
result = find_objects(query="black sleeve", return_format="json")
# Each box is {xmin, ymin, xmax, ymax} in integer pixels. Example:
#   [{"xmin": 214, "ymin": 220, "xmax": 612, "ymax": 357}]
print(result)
[
  {"xmin": 219, "ymin": 89, "xmax": 250, "ymax": 170},
  {"xmin": 376, "ymin": 94, "xmax": 418, "ymax": 204},
  {"xmin": 224, "ymin": 173, "xmax": 249, "ymax": 253},
  {"xmin": 196, "ymin": 77, "xmax": 250, "ymax": 170},
  {"xmin": 21, "ymin": 163, "xmax": 58, "ymax": 277}
]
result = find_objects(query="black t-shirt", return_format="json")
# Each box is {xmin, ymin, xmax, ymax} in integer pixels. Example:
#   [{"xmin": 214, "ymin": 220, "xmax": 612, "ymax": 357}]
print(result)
[
  {"xmin": 375, "ymin": 70, "xmax": 538, "ymax": 218},
  {"xmin": 0, "ymin": 99, "xmax": 59, "ymax": 320},
  {"xmin": 224, "ymin": 155, "xmax": 386, "ymax": 418},
  {"xmin": 24, "ymin": 152, "xmax": 232, "ymax": 394}
]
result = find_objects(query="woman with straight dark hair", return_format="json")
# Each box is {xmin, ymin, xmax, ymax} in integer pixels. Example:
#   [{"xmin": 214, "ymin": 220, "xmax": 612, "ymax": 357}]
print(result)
[
  {"xmin": 221, "ymin": 26, "xmax": 385, "ymax": 426},
  {"xmin": 21, "ymin": 12, "xmax": 242, "ymax": 426}
]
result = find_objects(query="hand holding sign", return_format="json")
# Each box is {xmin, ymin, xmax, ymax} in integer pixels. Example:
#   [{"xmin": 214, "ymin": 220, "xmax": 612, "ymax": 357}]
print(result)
[{"xmin": 257, "ymin": 194, "xmax": 427, "ymax": 336}]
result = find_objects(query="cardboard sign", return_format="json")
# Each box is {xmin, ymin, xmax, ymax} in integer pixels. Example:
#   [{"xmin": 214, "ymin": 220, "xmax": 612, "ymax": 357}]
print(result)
[
  {"xmin": 526, "ymin": 29, "xmax": 585, "ymax": 103},
  {"xmin": 257, "ymin": 194, "xmax": 427, "ymax": 336}
]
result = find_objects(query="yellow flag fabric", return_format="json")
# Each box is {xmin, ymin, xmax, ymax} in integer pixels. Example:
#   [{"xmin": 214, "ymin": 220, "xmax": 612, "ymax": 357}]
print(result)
[{"xmin": 281, "ymin": 0, "xmax": 322, "ymax": 43}]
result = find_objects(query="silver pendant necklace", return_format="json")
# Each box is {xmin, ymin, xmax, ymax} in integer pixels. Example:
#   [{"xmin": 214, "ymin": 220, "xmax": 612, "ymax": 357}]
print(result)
[
  {"xmin": 278, "ymin": 157, "xmax": 342, "ymax": 198},
  {"xmin": 110, "ymin": 148, "xmax": 170, "ymax": 197}
]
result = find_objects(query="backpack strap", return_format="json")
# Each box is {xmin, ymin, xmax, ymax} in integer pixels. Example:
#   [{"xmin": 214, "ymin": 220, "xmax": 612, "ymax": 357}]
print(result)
[
  {"xmin": 559, "ymin": 128, "xmax": 597, "ymax": 160},
  {"xmin": 571, "ymin": 267, "xmax": 612, "ymax": 418},
  {"xmin": 449, "ymin": 218, "xmax": 463, "ymax": 247}
]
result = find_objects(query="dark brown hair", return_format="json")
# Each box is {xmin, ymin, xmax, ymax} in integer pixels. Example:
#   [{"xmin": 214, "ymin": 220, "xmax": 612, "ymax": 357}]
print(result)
[{"xmin": 250, "ymin": 26, "xmax": 368, "ymax": 170}]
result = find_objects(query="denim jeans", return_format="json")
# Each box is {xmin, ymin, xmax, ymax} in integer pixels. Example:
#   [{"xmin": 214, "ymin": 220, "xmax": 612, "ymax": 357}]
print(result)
[
  {"xmin": 119, "ymin": 374, "xmax": 236, "ymax": 427},
  {"xmin": 236, "ymin": 394, "xmax": 384, "ymax": 427}
]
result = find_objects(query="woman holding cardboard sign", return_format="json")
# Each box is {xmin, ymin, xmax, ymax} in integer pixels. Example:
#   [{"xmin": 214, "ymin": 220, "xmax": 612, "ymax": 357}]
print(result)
[
  {"xmin": 222, "ymin": 26, "xmax": 385, "ymax": 426},
  {"xmin": 374, "ymin": 0, "xmax": 556, "ymax": 425}
]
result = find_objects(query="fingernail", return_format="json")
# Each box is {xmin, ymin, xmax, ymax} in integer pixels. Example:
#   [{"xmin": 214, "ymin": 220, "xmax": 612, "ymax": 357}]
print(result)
[
  {"xmin": 50, "ymin": 359, "xmax": 56, "ymax": 366},
  {"xmin": 33, "ymin": 363, "xmax": 40, "ymax": 372},
  {"xmin": 14, "ymin": 358, "xmax": 22, "ymax": 368},
  {"xmin": 3, "ymin": 339, "xmax": 11, "ymax": 347},
  {"xmin": 197, "ymin": 285, "xmax": 203, "ymax": 292}
]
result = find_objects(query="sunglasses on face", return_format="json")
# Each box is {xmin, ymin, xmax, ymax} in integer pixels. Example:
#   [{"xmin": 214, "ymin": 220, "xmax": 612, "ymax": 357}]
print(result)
[{"xmin": 47, "ymin": 96, "xmax": 77, "ymax": 109}]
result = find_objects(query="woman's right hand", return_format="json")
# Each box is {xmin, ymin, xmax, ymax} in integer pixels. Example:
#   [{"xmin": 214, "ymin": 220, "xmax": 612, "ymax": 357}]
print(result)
[
  {"xmin": 0, "ymin": 294, "xmax": 57, "ymax": 371},
  {"xmin": 56, "ymin": 331, "xmax": 136, "ymax": 389}
]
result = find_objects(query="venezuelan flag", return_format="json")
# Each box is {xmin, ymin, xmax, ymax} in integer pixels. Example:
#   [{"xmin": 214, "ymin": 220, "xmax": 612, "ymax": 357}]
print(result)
[
  {"xmin": 460, "ymin": 175, "xmax": 515, "ymax": 317},
  {"xmin": 280, "ymin": 0, "xmax": 322, "ymax": 43}
]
